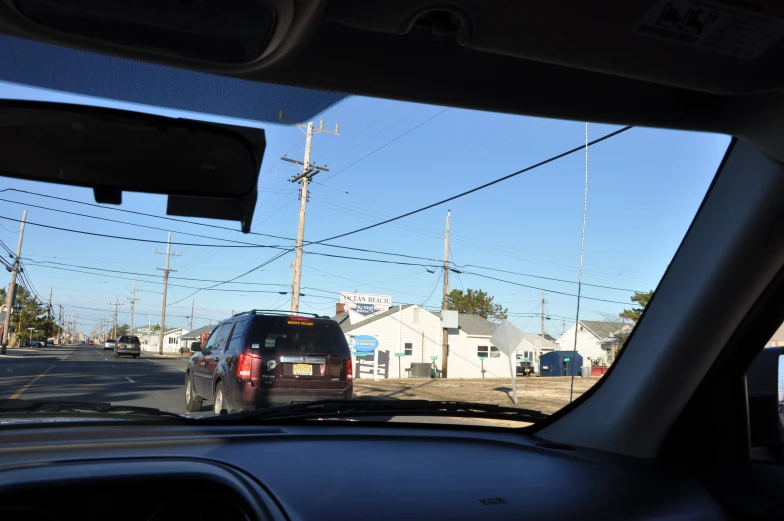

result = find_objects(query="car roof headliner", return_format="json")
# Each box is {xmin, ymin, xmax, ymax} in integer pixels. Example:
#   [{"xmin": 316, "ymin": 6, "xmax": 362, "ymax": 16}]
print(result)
[{"xmin": 0, "ymin": 0, "xmax": 782, "ymax": 158}]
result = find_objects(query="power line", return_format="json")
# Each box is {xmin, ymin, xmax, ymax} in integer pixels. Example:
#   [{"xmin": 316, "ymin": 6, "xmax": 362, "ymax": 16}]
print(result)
[
  {"xmin": 462, "ymin": 271, "xmax": 635, "ymax": 306},
  {"xmin": 315, "ymin": 126, "xmax": 633, "ymax": 244},
  {"xmin": 0, "ymin": 215, "xmax": 292, "ymax": 248},
  {"xmin": 0, "ymin": 197, "xmax": 288, "ymax": 248},
  {"xmin": 317, "ymin": 107, "xmax": 449, "ymax": 184},
  {"xmin": 0, "ymin": 189, "xmax": 443, "ymax": 263}
]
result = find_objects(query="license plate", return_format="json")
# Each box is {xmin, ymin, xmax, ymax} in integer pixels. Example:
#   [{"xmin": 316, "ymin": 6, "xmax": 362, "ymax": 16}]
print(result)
[{"xmin": 292, "ymin": 364, "xmax": 312, "ymax": 376}]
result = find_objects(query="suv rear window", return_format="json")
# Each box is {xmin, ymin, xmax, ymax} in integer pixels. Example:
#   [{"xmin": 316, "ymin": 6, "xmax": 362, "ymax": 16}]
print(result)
[
  {"xmin": 249, "ymin": 316, "xmax": 348, "ymax": 355},
  {"xmin": 118, "ymin": 336, "xmax": 140, "ymax": 343}
]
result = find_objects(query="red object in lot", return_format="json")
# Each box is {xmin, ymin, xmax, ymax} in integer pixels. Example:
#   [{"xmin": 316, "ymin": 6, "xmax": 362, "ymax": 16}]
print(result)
[
  {"xmin": 591, "ymin": 366, "xmax": 609, "ymax": 377},
  {"xmin": 200, "ymin": 331, "xmax": 211, "ymax": 346},
  {"xmin": 88, "ymin": 341, "xmax": 94, "ymax": 345}
]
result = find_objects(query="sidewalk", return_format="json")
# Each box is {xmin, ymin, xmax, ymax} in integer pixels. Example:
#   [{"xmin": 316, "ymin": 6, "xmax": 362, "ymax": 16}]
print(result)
[{"xmin": 141, "ymin": 349, "xmax": 192, "ymax": 359}]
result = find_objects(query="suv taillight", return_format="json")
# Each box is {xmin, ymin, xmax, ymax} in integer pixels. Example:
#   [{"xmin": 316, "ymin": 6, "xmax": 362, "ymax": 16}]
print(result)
[
  {"xmin": 345, "ymin": 358, "xmax": 353, "ymax": 381},
  {"xmin": 237, "ymin": 353, "xmax": 252, "ymax": 379}
]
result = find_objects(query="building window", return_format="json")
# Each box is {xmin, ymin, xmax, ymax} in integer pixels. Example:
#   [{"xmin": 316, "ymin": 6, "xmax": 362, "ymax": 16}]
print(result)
[
  {"xmin": 478, "ymin": 345, "xmax": 488, "ymax": 358},
  {"xmin": 405, "ymin": 342, "xmax": 413, "ymax": 356},
  {"xmin": 490, "ymin": 346, "xmax": 500, "ymax": 358}
]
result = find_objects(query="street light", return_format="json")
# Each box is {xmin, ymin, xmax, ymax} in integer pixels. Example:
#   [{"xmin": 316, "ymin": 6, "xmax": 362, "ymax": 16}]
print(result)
[{"xmin": 27, "ymin": 327, "xmax": 35, "ymax": 346}]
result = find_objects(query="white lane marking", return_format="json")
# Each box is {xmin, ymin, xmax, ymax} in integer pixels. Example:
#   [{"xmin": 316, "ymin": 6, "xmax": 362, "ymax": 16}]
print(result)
[
  {"xmin": 147, "ymin": 359, "xmax": 159, "ymax": 364},
  {"xmin": 180, "ymin": 368, "xmax": 186, "ymax": 372},
  {"xmin": 125, "ymin": 377, "xmax": 135, "ymax": 383}
]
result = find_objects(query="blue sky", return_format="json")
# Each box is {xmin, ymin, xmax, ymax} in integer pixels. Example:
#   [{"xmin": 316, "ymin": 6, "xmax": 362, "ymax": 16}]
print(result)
[{"xmin": 0, "ymin": 80, "xmax": 730, "ymax": 338}]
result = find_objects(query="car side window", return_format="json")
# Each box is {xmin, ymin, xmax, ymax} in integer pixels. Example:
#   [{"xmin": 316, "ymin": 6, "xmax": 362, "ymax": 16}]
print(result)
[
  {"xmin": 213, "ymin": 323, "xmax": 233, "ymax": 352},
  {"xmin": 202, "ymin": 325, "xmax": 225, "ymax": 352},
  {"xmin": 226, "ymin": 319, "xmax": 247, "ymax": 353}
]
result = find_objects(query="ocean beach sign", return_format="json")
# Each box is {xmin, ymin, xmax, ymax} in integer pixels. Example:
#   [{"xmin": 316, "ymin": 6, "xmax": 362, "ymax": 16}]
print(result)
[{"xmin": 340, "ymin": 292, "xmax": 392, "ymax": 323}]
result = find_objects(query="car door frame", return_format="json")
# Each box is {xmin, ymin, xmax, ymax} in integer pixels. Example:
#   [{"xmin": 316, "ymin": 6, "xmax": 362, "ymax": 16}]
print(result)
[
  {"xmin": 192, "ymin": 324, "xmax": 224, "ymax": 397},
  {"xmin": 203, "ymin": 322, "xmax": 235, "ymax": 398}
]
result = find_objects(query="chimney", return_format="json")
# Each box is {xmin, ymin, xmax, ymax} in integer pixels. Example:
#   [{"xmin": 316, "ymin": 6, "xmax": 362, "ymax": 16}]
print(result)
[{"xmin": 336, "ymin": 302, "xmax": 346, "ymax": 316}]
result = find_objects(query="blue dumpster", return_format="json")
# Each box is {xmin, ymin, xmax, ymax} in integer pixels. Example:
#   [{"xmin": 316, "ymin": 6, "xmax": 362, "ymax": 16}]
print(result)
[{"xmin": 539, "ymin": 351, "xmax": 583, "ymax": 377}]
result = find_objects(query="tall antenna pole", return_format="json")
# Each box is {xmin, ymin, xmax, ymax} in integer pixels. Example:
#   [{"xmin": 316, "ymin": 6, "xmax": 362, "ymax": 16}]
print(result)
[
  {"xmin": 189, "ymin": 299, "xmax": 194, "ymax": 332},
  {"xmin": 570, "ymin": 123, "xmax": 589, "ymax": 402}
]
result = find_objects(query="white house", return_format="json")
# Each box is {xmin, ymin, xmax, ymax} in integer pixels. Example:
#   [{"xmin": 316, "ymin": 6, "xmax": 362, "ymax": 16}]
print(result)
[
  {"xmin": 140, "ymin": 327, "xmax": 186, "ymax": 354},
  {"xmin": 555, "ymin": 320, "xmax": 629, "ymax": 364},
  {"xmin": 333, "ymin": 305, "xmax": 518, "ymax": 379},
  {"xmin": 335, "ymin": 304, "xmax": 442, "ymax": 379}
]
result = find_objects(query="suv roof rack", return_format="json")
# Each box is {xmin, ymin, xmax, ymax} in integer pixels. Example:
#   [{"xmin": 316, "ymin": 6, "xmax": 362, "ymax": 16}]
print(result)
[{"xmin": 231, "ymin": 309, "xmax": 328, "ymax": 319}]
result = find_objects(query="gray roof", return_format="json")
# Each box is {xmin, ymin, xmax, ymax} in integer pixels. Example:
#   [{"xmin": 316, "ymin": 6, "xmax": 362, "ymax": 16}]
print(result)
[
  {"xmin": 521, "ymin": 333, "xmax": 559, "ymax": 350},
  {"xmin": 333, "ymin": 304, "xmax": 415, "ymax": 333},
  {"xmin": 182, "ymin": 325, "xmax": 215, "ymax": 338},
  {"xmin": 580, "ymin": 320, "xmax": 624, "ymax": 340},
  {"xmin": 433, "ymin": 311, "xmax": 498, "ymax": 336}
]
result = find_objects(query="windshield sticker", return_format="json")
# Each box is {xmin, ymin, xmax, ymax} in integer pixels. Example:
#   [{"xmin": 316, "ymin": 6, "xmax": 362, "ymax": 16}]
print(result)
[{"xmin": 251, "ymin": 343, "xmax": 260, "ymax": 349}]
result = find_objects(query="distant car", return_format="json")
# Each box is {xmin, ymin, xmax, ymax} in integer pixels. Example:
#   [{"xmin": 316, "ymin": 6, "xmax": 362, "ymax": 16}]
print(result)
[
  {"xmin": 104, "ymin": 339, "xmax": 117, "ymax": 351},
  {"xmin": 31, "ymin": 340, "xmax": 45, "ymax": 347},
  {"xmin": 115, "ymin": 335, "xmax": 141, "ymax": 359},
  {"xmin": 88, "ymin": 340, "xmax": 94, "ymax": 345},
  {"xmin": 185, "ymin": 311, "xmax": 353, "ymax": 414},
  {"xmin": 516, "ymin": 361, "xmax": 535, "ymax": 376},
  {"xmin": 46, "ymin": 339, "xmax": 54, "ymax": 345}
]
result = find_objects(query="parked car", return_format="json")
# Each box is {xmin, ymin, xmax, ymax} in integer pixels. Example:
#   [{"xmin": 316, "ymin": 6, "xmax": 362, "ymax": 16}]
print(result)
[
  {"xmin": 87, "ymin": 340, "xmax": 94, "ymax": 345},
  {"xmin": 30, "ymin": 340, "xmax": 45, "ymax": 347},
  {"xmin": 114, "ymin": 335, "xmax": 141, "ymax": 359},
  {"xmin": 185, "ymin": 311, "xmax": 353, "ymax": 414},
  {"xmin": 516, "ymin": 361, "xmax": 535, "ymax": 376},
  {"xmin": 46, "ymin": 339, "xmax": 54, "ymax": 345},
  {"xmin": 103, "ymin": 339, "xmax": 117, "ymax": 351}
]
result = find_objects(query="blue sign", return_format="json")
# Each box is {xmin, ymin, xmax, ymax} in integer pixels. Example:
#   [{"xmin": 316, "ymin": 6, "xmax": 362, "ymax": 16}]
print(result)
[
  {"xmin": 353, "ymin": 303, "xmax": 377, "ymax": 316},
  {"xmin": 348, "ymin": 335, "xmax": 379, "ymax": 353}
]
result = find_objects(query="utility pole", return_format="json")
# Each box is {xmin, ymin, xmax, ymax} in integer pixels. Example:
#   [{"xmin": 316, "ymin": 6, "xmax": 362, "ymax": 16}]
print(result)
[
  {"xmin": 58, "ymin": 305, "xmax": 63, "ymax": 345},
  {"xmin": 156, "ymin": 232, "xmax": 181, "ymax": 355},
  {"xmin": 127, "ymin": 277, "xmax": 139, "ymax": 335},
  {"xmin": 189, "ymin": 299, "xmax": 194, "ymax": 332},
  {"xmin": 441, "ymin": 210, "xmax": 450, "ymax": 378},
  {"xmin": 541, "ymin": 292, "xmax": 546, "ymax": 338},
  {"xmin": 110, "ymin": 296, "xmax": 123, "ymax": 340},
  {"xmin": 47, "ymin": 288, "xmax": 52, "ymax": 320},
  {"xmin": 2, "ymin": 210, "xmax": 26, "ymax": 355},
  {"xmin": 279, "ymin": 110, "xmax": 339, "ymax": 313}
]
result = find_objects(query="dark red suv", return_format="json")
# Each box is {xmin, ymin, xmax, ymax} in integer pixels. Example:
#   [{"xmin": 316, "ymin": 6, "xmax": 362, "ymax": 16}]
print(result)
[{"xmin": 185, "ymin": 310, "xmax": 353, "ymax": 414}]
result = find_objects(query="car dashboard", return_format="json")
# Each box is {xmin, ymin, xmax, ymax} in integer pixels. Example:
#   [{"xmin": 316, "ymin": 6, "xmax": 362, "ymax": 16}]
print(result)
[{"xmin": 0, "ymin": 422, "xmax": 728, "ymax": 521}]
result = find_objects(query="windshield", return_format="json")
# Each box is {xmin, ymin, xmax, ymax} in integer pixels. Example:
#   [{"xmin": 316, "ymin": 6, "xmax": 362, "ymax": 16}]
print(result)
[{"xmin": 0, "ymin": 36, "xmax": 731, "ymax": 427}]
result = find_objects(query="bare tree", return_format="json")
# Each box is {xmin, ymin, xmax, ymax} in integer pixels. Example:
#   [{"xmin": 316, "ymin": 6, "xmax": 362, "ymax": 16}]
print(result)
[{"xmin": 598, "ymin": 313, "xmax": 635, "ymax": 364}]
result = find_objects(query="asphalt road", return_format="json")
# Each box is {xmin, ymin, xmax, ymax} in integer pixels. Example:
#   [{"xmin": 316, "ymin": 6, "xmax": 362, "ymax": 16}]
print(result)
[
  {"xmin": 0, "ymin": 343, "xmax": 509, "ymax": 426},
  {"xmin": 0, "ymin": 343, "xmax": 194, "ymax": 413}
]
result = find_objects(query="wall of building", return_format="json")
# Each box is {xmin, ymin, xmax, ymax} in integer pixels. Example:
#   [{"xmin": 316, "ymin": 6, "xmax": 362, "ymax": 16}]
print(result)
[
  {"xmin": 446, "ymin": 330, "xmax": 511, "ymax": 378},
  {"xmin": 140, "ymin": 329, "xmax": 184, "ymax": 354},
  {"xmin": 346, "ymin": 306, "xmax": 442, "ymax": 379},
  {"xmin": 555, "ymin": 323, "xmax": 605, "ymax": 362}
]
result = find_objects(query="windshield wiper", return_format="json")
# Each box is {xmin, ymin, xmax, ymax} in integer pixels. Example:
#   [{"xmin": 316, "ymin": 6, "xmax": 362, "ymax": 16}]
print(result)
[
  {"xmin": 205, "ymin": 399, "xmax": 548, "ymax": 423},
  {"xmin": 0, "ymin": 399, "xmax": 185, "ymax": 420}
]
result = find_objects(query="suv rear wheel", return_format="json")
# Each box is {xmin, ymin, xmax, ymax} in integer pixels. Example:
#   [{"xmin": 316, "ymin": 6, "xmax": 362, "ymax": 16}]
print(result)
[
  {"xmin": 184, "ymin": 373, "xmax": 203, "ymax": 412},
  {"xmin": 213, "ymin": 381, "xmax": 226, "ymax": 415}
]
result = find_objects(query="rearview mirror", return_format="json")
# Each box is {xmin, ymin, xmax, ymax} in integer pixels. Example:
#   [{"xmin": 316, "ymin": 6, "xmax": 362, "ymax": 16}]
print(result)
[
  {"xmin": 0, "ymin": 101, "xmax": 266, "ymax": 232},
  {"xmin": 190, "ymin": 342, "xmax": 202, "ymax": 352}
]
